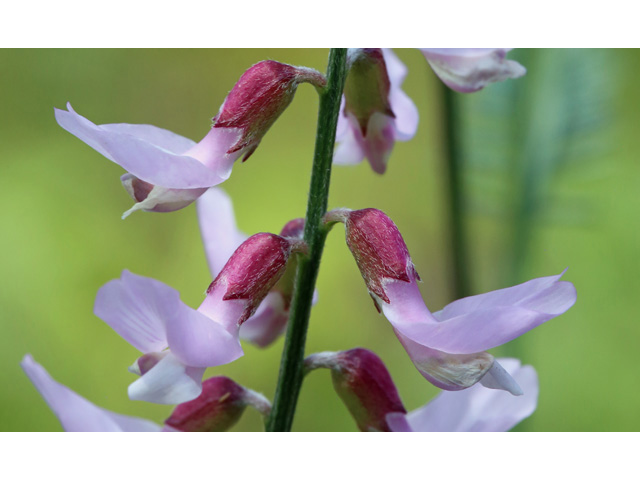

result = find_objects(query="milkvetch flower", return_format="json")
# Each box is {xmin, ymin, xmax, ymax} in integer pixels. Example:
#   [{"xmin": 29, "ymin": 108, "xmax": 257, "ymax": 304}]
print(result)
[
  {"xmin": 420, "ymin": 48, "xmax": 526, "ymax": 93},
  {"xmin": 386, "ymin": 358, "xmax": 538, "ymax": 432},
  {"xmin": 305, "ymin": 348, "xmax": 537, "ymax": 432},
  {"xmin": 22, "ymin": 355, "xmax": 271, "ymax": 432},
  {"xmin": 334, "ymin": 48, "xmax": 419, "ymax": 174},
  {"xmin": 197, "ymin": 188, "xmax": 314, "ymax": 347},
  {"xmin": 327, "ymin": 208, "xmax": 576, "ymax": 393},
  {"xmin": 95, "ymin": 232, "xmax": 303, "ymax": 404},
  {"xmin": 55, "ymin": 61, "xmax": 325, "ymax": 218},
  {"xmin": 21, "ymin": 354, "xmax": 161, "ymax": 432}
]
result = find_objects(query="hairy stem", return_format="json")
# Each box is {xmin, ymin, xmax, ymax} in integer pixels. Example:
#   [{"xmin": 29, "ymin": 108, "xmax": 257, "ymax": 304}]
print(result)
[{"xmin": 266, "ymin": 48, "xmax": 348, "ymax": 432}]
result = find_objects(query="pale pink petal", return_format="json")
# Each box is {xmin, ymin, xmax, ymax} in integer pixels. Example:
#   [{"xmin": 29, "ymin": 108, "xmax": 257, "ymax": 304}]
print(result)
[
  {"xmin": 383, "ymin": 272, "xmax": 576, "ymax": 354},
  {"xmin": 389, "ymin": 358, "xmax": 538, "ymax": 432},
  {"xmin": 196, "ymin": 187, "xmax": 248, "ymax": 279},
  {"xmin": 22, "ymin": 355, "xmax": 160, "ymax": 431},
  {"xmin": 100, "ymin": 123, "xmax": 196, "ymax": 154},
  {"xmin": 420, "ymin": 48, "xmax": 526, "ymax": 93},
  {"xmin": 381, "ymin": 48, "xmax": 408, "ymax": 86},
  {"xmin": 389, "ymin": 88, "xmax": 419, "ymax": 141},
  {"xmin": 54, "ymin": 103, "xmax": 234, "ymax": 189},
  {"xmin": 128, "ymin": 353, "xmax": 206, "ymax": 405},
  {"xmin": 166, "ymin": 288, "xmax": 244, "ymax": 368},
  {"xmin": 333, "ymin": 115, "xmax": 365, "ymax": 166},
  {"xmin": 239, "ymin": 291, "xmax": 288, "ymax": 347},
  {"xmin": 94, "ymin": 270, "xmax": 176, "ymax": 354}
]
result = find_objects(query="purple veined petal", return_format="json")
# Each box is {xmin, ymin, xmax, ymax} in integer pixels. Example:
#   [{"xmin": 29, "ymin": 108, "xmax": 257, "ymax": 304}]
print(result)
[
  {"xmin": 94, "ymin": 270, "xmax": 180, "ymax": 354},
  {"xmin": 388, "ymin": 358, "xmax": 538, "ymax": 432},
  {"xmin": 420, "ymin": 48, "xmax": 526, "ymax": 93},
  {"xmin": 54, "ymin": 103, "xmax": 236, "ymax": 189},
  {"xmin": 128, "ymin": 352, "xmax": 206, "ymax": 404},
  {"xmin": 196, "ymin": 187, "xmax": 248, "ymax": 279},
  {"xmin": 21, "ymin": 355, "xmax": 161, "ymax": 431},
  {"xmin": 239, "ymin": 291, "xmax": 288, "ymax": 347},
  {"xmin": 381, "ymin": 48, "xmax": 408, "ymax": 87},
  {"xmin": 165, "ymin": 288, "xmax": 245, "ymax": 368},
  {"xmin": 383, "ymin": 272, "xmax": 576, "ymax": 354}
]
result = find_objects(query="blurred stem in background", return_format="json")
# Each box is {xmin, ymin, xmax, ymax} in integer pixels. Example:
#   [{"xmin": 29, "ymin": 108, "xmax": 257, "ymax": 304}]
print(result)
[
  {"xmin": 267, "ymin": 48, "xmax": 348, "ymax": 432},
  {"xmin": 440, "ymin": 83, "xmax": 471, "ymax": 301}
]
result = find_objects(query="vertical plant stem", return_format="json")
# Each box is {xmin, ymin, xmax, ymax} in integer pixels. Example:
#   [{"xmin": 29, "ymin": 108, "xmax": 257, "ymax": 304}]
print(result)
[
  {"xmin": 266, "ymin": 48, "xmax": 347, "ymax": 432},
  {"xmin": 441, "ymin": 83, "xmax": 471, "ymax": 300}
]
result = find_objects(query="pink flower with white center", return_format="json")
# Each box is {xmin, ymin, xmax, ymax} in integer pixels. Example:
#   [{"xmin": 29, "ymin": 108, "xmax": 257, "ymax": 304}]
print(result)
[
  {"xmin": 21, "ymin": 354, "xmax": 161, "ymax": 431},
  {"xmin": 94, "ymin": 232, "xmax": 301, "ymax": 404},
  {"xmin": 22, "ymin": 355, "xmax": 270, "ymax": 432},
  {"xmin": 420, "ymin": 48, "xmax": 526, "ymax": 93},
  {"xmin": 328, "ymin": 208, "xmax": 576, "ymax": 394},
  {"xmin": 197, "ymin": 188, "xmax": 314, "ymax": 347},
  {"xmin": 55, "ymin": 61, "xmax": 325, "ymax": 218},
  {"xmin": 386, "ymin": 358, "xmax": 538, "ymax": 432},
  {"xmin": 334, "ymin": 48, "xmax": 419, "ymax": 174}
]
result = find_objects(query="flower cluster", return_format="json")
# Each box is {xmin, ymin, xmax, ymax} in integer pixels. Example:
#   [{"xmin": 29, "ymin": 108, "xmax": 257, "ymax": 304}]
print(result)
[{"xmin": 24, "ymin": 49, "xmax": 575, "ymax": 432}]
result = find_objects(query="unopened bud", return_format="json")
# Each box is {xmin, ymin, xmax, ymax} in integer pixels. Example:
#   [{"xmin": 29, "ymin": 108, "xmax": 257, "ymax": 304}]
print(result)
[
  {"xmin": 305, "ymin": 348, "xmax": 406, "ymax": 432},
  {"xmin": 337, "ymin": 208, "xmax": 419, "ymax": 305},
  {"xmin": 214, "ymin": 60, "xmax": 326, "ymax": 161},
  {"xmin": 344, "ymin": 48, "xmax": 395, "ymax": 135},
  {"xmin": 164, "ymin": 376, "xmax": 270, "ymax": 432}
]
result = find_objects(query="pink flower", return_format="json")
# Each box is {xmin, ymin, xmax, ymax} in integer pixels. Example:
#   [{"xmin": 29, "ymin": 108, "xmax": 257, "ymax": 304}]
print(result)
[
  {"xmin": 330, "ymin": 208, "xmax": 576, "ymax": 393},
  {"xmin": 55, "ymin": 61, "xmax": 325, "ymax": 218},
  {"xmin": 305, "ymin": 348, "xmax": 537, "ymax": 432},
  {"xmin": 21, "ymin": 354, "xmax": 161, "ymax": 431},
  {"xmin": 334, "ymin": 48, "xmax": 419, "ymax": 174},
  {"xmin": 420, "ymin": 48, "xmax": 526, "ymax": 93},
  {"xmin": 22, "ymin": 355, "xmax": 271, "ymax": 432},
  {"xmin": 386, "ymin": 358, "xmax": 538, "ymax": 432},
  {"xmin": 197, "ymin": 188, "xmax": 315, "ymax": 347},
  {"xmin": 94, "ymin": 232, "xmax": 301, "ymax": 404}
]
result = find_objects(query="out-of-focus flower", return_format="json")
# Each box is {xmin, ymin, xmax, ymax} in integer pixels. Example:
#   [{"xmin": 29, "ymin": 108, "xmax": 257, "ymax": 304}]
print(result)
[
  {"xmin": 420, "ymin": 48, "xmax": 526, "ymax": 93},
  {"xmin": 165, "ymin": 376, "xmax": 271, "ymax": 432},
  {"xmin": 334, "ymin": 48, "xmax": 419, "ymax": 174},
  {"xmin": 328, "ymin": 207, "xmax": 576, "ymax": 394},
  {"xmin": 21, "ymin": 354, "xmax": 161, "ymax": 431},
  {"xmin": 305, "ymin": 348, "xmax": 406, "ymax": 432},
  {"xmin": 55, "ymin": 61, "xmax": 325, "ymax": 218},
  {"xmin": 95, "ymin": 233, "xmax": 301, "ymax": 404},
  {"xmin": 197, "ymin": 188, "xmax": 314, "ymax": 347},
  {"xmin": 22, "ymin": 355, "xmax": 271, "ymax": 432},
  {"xmin": 386, "ymin": 358, "xmax": 538, "ymax": 432}
]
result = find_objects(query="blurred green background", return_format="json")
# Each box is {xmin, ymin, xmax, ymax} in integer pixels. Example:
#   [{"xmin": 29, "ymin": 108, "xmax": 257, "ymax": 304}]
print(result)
[{"xmin": 1, "ymin": 49, "xmax": 638, "ymax": 432}]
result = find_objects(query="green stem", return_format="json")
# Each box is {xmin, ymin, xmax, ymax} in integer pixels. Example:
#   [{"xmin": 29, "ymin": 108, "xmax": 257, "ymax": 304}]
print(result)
[
  {"xmin": 441, "ymin": 83, "xmax": 471, "ymax": 300},
  {"xmin": 266, "ymin": 48, "xmax": 348, "ymax": 432}
]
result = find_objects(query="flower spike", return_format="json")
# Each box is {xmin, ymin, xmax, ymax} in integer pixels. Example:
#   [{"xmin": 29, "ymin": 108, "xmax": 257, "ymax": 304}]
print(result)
[{"xmin": 331, "ymin": 207, "xmax": 576, "ymax": 393}]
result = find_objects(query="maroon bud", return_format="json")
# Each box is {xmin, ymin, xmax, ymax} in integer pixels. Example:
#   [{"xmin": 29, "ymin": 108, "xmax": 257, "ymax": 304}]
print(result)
[
  {"xmin": 343, "ymin": 49, "xmax": 395, "ymax": 136},
  {"xmin": 344, "ymin": 208, "xmax": 419, "ymax": 304},
  {"xmin": 214, "ymin": 61, "xmax": 326, "ymax": 161},
  {"xmin": 279, "ymin": 218, "xmax": 305, "ymax": 239},
  {"xmin": 209, "ymin": 233, "xmax": 293, "ymax": 324},
  {"xmin": 305, "ymin": 348, "xmax": 406, "ymax": 432},
  {"xmin": 164, "ymin": 377, "xmax": 263, "ymax": 432}
]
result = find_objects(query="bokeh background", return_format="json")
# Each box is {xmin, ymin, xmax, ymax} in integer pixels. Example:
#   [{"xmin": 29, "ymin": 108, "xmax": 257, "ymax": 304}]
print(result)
[{"xmin": 1, "ymin": 49, "xmax": 638, "ymax": 432}]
